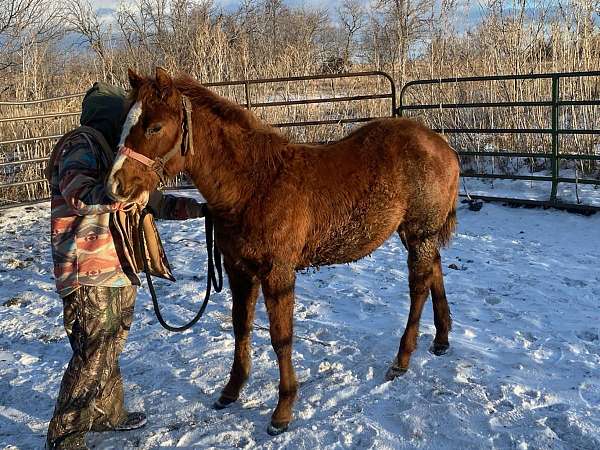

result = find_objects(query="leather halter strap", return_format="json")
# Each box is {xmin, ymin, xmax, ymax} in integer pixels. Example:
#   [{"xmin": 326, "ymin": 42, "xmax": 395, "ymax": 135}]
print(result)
[{"xmin": 119, "ymin": 96, "xmax": 194, "ymax": 182}]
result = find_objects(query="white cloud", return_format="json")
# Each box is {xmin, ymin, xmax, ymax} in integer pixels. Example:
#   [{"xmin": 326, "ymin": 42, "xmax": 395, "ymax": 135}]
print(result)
[{"xmin": 90, "ymin": 0, "xmax": 119, "ymax": 9}]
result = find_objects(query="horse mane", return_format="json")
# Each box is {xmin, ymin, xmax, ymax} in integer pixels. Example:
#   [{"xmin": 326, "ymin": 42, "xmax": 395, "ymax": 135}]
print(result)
[{"xmin": 174, "ymin": 75, "xmax": 289, "ymax": 168}]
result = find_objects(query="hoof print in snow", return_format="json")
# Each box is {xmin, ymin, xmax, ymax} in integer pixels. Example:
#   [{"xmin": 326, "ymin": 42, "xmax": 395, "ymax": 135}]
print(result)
[
  {"xmin": 575, "ymin": 330, "xmax": 599, "ymax": 343},
  {"xmin": 267, "ymin": 423, "xmax": 289, "ymax": 436},
  {"xmin": 385, "ymin": 365, "xmax": 408, "ymax": 381},
  {"xmin": 2, "ymin": 296, "xmax": 30, "ymax": 308},
  {"xmin": 485, "ymin": 297, "xmax": 501, "ymax": 305},
  {"xmin": 213, "ymin": 397, "xmax": 236, "ymax": 410},
  {"xmin": 429, "ymin": 342, "xmax": 450, "ymax": 356}
]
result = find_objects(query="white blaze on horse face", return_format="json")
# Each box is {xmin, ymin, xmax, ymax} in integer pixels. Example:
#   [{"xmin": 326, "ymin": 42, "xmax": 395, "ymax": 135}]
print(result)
[
  {"xmin": 107, "ymin": 101, "xmax": 143, "ymax": 200},
  {"xmin": 118, "ymin": 100, "xmax": 143, "ymax": 148}
]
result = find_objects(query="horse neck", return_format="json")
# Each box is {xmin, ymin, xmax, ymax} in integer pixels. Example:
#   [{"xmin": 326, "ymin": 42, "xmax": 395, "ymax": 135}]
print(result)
[{"xmin": 184, "ymin": 108, "xmax": 280, "ymax": 216}]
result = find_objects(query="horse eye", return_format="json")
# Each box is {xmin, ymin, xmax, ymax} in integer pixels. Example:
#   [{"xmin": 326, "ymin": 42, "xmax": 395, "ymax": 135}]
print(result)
[{"xmin": 147, "ymin": 124, "xmax": 163, "ymax": 135}]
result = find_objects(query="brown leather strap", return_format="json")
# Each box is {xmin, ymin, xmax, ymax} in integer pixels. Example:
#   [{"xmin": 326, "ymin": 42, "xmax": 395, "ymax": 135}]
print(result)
[
  {"xmin": 117, "ymin": 95, "xmax": 194, "ymax": 182},
  {"xmin": 182, "ymin": 96, "xmax": 194, "ymax": 156}
]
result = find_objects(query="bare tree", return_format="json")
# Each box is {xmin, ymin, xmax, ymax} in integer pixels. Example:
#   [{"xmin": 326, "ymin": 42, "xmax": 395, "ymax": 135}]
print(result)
[
  {"xmin": 0, "ymin": 0, "xmax": 61, "ymax": 70},
  {"xmin": 376, "ymin": 0, "xmax": 436, "ymax": 83},
  {"xmin": 337, "ymin": 0, "xmax": 365, "ymax": 69},
  {"xmin": 62, "ymin": 0, "xmax": 115, "ymax": 80}
]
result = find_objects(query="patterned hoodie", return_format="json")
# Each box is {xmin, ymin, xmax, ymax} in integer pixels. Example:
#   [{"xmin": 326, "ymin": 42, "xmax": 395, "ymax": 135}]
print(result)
[{"xmin": 50, "ymin": 82, "xmax": 202, "ymax": 297}]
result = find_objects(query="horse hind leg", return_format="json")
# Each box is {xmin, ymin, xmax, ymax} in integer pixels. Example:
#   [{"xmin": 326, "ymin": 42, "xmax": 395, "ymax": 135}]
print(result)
[
  {"xmin": 386, "ymin": 234, "xmax": 436, "ymax": 380},
  {"xmin": 429, "ymin": 205, "xmax": 456, "ymax": 355},
  {"xmin": 429, "ymin": 250, "xmax": 452, "ymax": 356}
]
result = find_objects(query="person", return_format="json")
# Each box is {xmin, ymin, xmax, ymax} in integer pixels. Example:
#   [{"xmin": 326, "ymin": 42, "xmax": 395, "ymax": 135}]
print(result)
[{"xmin": 45, "ymin": 82, "xmax": 205, "ymax": 450}]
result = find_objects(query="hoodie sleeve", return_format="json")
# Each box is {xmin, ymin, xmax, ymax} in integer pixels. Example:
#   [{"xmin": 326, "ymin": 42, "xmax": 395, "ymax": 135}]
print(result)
[
  {"xmin": 146, "ymin": 190, "xmax": 206, "ymax": 220},
  {"xmin": 57, "ymin": 134, "xmax": 123, "ymax": 216}
]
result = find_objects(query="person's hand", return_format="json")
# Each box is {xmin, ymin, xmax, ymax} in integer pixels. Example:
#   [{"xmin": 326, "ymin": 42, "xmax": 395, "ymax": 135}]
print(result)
[{"xmin": 116, "ymin": 191, "xmax": 149, "ymax": 212}]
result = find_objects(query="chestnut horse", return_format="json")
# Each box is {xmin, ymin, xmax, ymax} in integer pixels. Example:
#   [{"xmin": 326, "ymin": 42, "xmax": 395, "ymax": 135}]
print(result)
[{"xmin": 107, "ymin": 68, "xmax": 460, "ymax": 434}]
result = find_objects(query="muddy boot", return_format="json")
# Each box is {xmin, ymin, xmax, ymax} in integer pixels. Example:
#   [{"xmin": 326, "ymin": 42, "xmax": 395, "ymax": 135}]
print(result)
[{"xmin": 46, "ymin": 433, "xmax": 88, "ymax": 450}]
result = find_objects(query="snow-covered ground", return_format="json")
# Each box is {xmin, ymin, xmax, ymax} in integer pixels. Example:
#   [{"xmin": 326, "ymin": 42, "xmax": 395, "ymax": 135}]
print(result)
[{"xmin": 1, "ymin": 192, "xmax": 599, "ymax": 449}]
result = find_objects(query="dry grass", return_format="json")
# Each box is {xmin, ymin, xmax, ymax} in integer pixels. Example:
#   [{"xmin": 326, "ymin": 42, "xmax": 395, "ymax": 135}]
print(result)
[{"xmin": 2, "ymin": 0, "xmax": 600, "ymax": 206}]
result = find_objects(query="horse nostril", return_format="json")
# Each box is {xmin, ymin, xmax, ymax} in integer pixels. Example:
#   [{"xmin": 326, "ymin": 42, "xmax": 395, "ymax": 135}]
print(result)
[{"xmin": 109, "ymin": 172, "xmax": 131, "ymax": 200}]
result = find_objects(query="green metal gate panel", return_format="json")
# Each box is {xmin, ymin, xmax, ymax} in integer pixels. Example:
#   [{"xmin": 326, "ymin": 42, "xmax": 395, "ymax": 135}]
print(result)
[{"xmin": 397, "ymin": 71, "xmax": 600, "ymax": 213}]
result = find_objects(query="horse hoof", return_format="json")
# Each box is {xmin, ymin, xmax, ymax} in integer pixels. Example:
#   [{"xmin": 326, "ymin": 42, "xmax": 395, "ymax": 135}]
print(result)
[
  {"xmin": 429, "ymin": 342, "xmax": 450, "ymax": 356},
  {"xmin": 385, "ymin": 365, "xmax": 407, "ymax": 381},
  {"xmin": 267, "ymin": 422, "xmax": 289, "ymax": 436},
  {"xmin": 213, "ymin": 396, "xmax": 236, "ymax": 410}
]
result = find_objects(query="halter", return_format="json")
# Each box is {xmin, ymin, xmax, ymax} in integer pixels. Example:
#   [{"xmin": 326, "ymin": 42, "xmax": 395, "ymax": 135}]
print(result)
[{"xmin": 119, "ymin": 96, "xmax": 194, "ymax": 183}]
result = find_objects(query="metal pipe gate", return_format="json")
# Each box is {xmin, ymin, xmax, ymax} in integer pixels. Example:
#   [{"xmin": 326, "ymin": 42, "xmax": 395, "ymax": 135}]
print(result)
[
  {"xmin": 397, "ymin": 71, "xmax": 600, "ymax": 212},
  {"xmin": 2, "ymin": 70, "xmax": 598, "ymax": 212}
]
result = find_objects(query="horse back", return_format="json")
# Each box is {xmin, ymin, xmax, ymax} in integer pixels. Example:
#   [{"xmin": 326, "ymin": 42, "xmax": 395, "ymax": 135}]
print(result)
[{"xmin": 286, "ymin": 118, "xmax": 459, "ymax": 267}]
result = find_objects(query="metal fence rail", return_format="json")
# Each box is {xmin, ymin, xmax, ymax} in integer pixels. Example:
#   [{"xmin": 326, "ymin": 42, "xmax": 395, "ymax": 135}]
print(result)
[
  {"xmin": 0, "ymin": 71, "xmax": 396, "ymax": 209},
  {"xmin": 3, "ymin": 70, "xmax": 598, "ymax": 212},
  {"xmin": 397, "ymin": 71, "xmax": 600, "ymax": 212}
]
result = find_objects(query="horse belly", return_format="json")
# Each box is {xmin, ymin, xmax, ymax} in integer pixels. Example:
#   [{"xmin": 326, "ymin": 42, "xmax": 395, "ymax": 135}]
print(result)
[{"xmin": 305, "ymin": 218, "xmax": 399, "ymax": 268}]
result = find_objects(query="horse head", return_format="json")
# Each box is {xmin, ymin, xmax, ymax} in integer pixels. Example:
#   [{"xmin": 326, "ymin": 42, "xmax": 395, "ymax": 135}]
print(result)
[{"xmin": 107, "ymin": 67, "xmax": 192, "ymax": 204}]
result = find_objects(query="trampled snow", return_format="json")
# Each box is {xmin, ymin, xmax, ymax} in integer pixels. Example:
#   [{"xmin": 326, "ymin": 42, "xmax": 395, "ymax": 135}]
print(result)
[{"xmin": 1, "ymin": 192, "xmax": 599, "ymax": 449}]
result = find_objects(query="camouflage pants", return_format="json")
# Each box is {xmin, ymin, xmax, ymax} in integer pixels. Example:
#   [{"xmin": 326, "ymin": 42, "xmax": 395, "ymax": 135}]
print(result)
[{"xmin": 47, "ymin": 285, "xmax": 137, "ymax": 445}]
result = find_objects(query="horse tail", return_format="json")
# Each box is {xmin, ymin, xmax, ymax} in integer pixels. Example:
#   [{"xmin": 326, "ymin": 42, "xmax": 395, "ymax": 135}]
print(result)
[{"xmin": 438, "ymin": 189, "xmax": 458, "ymax": 248}]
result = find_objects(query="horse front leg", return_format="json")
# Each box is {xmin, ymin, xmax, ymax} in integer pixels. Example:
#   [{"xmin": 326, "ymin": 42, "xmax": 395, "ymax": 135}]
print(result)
[
  {"xmin": 214, "ymin": 262, "xmax": 260, "ymax": 409},
  {"xmin": 262, "ymin": 267, "xmax": 297, "ymax": 435}
]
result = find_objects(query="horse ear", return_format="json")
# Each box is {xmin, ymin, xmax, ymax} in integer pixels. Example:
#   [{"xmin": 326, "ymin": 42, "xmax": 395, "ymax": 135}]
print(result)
[
  {"xmin": 128, "ymin": 68, "xmax": 143, "ymax": 89},
  {"xmin": 155, "ymin": 66, "xmax": 173, "ymax": 91}
]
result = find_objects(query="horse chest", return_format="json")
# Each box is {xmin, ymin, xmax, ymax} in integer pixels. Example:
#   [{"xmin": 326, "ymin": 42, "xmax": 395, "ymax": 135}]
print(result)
[{"xmin": 216, "ymin": 232, "xmax": 272, "ymax": 276}]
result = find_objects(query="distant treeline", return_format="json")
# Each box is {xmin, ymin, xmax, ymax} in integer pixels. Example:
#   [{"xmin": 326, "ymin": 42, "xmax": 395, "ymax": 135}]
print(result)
[{"xmin": 1, "ymin": 0, "xmax": 599, "ymax": 97}]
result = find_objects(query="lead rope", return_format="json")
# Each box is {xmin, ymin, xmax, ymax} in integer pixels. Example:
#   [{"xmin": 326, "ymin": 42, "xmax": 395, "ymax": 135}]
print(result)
[{"xmin": 138, "ymin": 206, "xmax": 223, "ymax": 332}]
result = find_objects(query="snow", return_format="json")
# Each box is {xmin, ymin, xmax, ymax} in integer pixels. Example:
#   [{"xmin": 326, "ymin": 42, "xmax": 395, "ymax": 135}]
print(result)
[
  {"xmin": 461, "ymin": 168, "xmax": 600, "ymax": 208},
  {"xmin": 1, "ymin": 192, "xmax": 600, "ymax": 449}
]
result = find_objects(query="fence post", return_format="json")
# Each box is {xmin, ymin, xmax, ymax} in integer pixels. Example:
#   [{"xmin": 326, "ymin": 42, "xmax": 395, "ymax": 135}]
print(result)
[
  {"xmin": 550, "ymin": 75, "xmax": 560, "ymax": 203},
  {"xmin": 397, "ymin": 86, "xmax": 404, "ymax": 117},
  {"xmin": 389, "ymin": 76, "xmax": 397, "ymax": 117},
  {"xmin": 244, "ymin": 81, "xmax": 251, "ymax": 110}
]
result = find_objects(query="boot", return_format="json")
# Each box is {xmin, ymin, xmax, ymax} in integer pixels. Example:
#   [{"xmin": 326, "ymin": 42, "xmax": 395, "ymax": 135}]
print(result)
[
  {"xmin": 46, "ymin": 433, "xmax": 88, "ymax": 450},
  {"xmin": 114, "ymin": 411, "xmax": 147, "ymax": 431},
  {"xmin": 91, "ymin": 411, "xmax": 147, "ymax": 432}
]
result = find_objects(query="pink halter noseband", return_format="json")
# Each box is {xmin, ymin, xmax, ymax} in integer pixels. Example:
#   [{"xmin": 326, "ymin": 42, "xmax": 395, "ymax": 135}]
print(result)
[{"xmin": 119, "ymin": 146, "xmax": 155, "ymax": 167}]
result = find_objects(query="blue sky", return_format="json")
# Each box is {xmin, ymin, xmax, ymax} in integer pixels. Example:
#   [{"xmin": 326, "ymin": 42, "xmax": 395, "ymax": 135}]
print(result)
[{"xmin": 90, "ymin": 1, "xmax": 561, "ymax": 27}]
